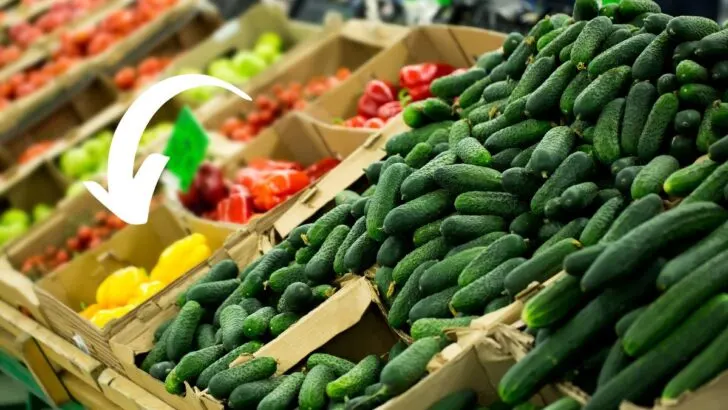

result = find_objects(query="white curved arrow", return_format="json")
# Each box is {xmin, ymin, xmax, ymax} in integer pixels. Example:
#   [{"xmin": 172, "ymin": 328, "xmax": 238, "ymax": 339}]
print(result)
[{"xmin": 84, "ymin": 74, "xmax": 251, "ymax": 225}]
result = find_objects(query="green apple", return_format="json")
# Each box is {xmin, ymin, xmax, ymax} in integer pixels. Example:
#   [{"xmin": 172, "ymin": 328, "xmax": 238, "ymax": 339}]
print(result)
[
  {"xmin": 82, "ymin": 138, "xmax": 108, "ymax": 166},
  {"xmin": 207, "ymin": 58, "xmax": 248, "ymax": 84},
  {"xmin": 60, "ymin": 147, "xmax": 95, "ymax": 179},
  {"xmin": 253, "ymin": 43, "xmax": 279, "ymax": 65},
  {"xmin": 2, "ymin": 208, "xmax": 30, "ymax": 228},
  {"xmin": 66, "ymin": 181, "xmax": 86, "ymax": 198},
  {"xmin": 0, "ymin": 223, "xmax": 27, "ymax": 246},
  {"xmin": 32, "ymin": 203, "xmax": 53, "ymax": 223},
  {"xmin": 256, "ymin": 32, "xmax": 283, "ymax": 51},
  {"xmin": 176, "ymin": 67, "xmax": 218, "ymax": 106},
  {"xmin": 231, "ymin": 51, "xmax": 267, "ymax": 78}
]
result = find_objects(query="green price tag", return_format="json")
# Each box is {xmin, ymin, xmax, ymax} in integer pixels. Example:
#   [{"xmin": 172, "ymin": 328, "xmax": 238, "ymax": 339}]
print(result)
[{"xmin": 163, "ymin": 106, "xmax": 209, "ymax": 192}]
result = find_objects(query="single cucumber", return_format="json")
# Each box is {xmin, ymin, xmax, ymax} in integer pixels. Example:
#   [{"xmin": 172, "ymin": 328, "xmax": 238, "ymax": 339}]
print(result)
[
  {"xmin": 615, "ymin": 165, "xmax": 644, "ymax": 195},
  {"xmin": 560, "ymin": 70, "xmax": 590, "ymax": 117},
  {"xmin": 505, "ymin": 239, "xmax": 582, "ymax": 296},
  {"xmin": 325, "ymin": 355, "xmax": 381, "ymax": 400},
  {"xmin": 166, "ymin": 301, "xmax": 204, "ymax": 362},
  {"xmin": 593, "ymin": 98, "xmax": 625, "ymax": 165},
  {"xmin": 664, "ymin": 159, "xmax": 719, "ymax": 197},
  {"xmin": 539, "ymin": 21, "xmax": 587, "ymax": 58},
  {"xmin": 306, "ymin": 225, "xmax": 350, "ymax": 284},
  {"xmin": 531, "ymin": 152, "xmax": 595, "ymax": 215},
  {"xmin": 678, "ymin": 83, "xmax": 719, "ymax": 108},
  {"xmin": 431, "ymin": 68, "xmax": 487, "ymax": 100},
  {"xmin": 445, "ymin": 232, "xmax": 508, "ymax": 257},
  {"xmin": 455, "ymin": 191, "xmax": 529, "ymax": 219},
  {"xmin": 527, "ymin": 126, "xmax": 576, "ymax": 178},
  {"xmin": 208, "ymin": 356, "xmax": 277, "ymax": 399},
  {"xmin": 522, "ymin": 274, "xmax": 586, "ymax": 329},
  {"xmin": 367, "ymin": 163, "xmax": 412, "ymax": 241},
  {"xmin": 165, "ymin": 345, "xmax": 227, "ymax": 395},
  {"xmin": 383, "ymin": 189, "xmax": 452, "ymax": 236},
  {"xmin": 306, "ymin": 354, "xmax": 355, "ymax": 376},
  {"xmin": 675, "ymin": 109, "xmax": 702, "ymax": 135},
  {"xmin": 601, "ymin": 193, "xmax": 664, "ymax": 243},
  {"xmin": 563, "ymin": 243, "xmax": 608, "ymax": 277},
  {"xmin": 434, "ymin": 164, "xmax": 502, "ymax": 194},
  {"xmin": 697, "ymin": 106, "xmax": 721, "ymax": 153},
  {"xmin": 526, "ymin": 61, "xmax": 579, "ymax": 117},
  {"xmin": 582, "ymin": 202, "xmax": 728, "ymax": 292},
  {"xmin": 392, "ymin": 236, "xmax": 450, "ymax": 285},
  {"xmin": 637, "ymin": 92, "xmax": 680, "ymax": 161},
  {"xmin": 299, "ymin": 365, "xmax": 337, "ymax": 410},
  {"xmin": 376, "ymin": 236, "xmax": 411, "ymax": 268},
  {"xmin": 560, "ymin": 182, "xmax": 599, "ymax": 212},
  {"xmin": 400, "ymin": 151, "xmax": 457, "ymax": 201},
  {"xmin": 667, "ymin": 15, "xmax": 720, "ymax": 41},
  {"xmin": 454, "ymin": 137, "xmax": 491, "ymax": 167},
  {"xmin": 409, "ymin": 286, "xmax": 458, "ymax": 322},
  {"xmin": 631, "ymin": 155, "xmax": 680, "ymax": 199},
  {"xmin": 388, "ymin": 259, "xmax": 438, "ymax": 328},
  {"xmin": 410, "ymin": 317, "xmax": 476, "ymax": 340},
  {"xmin": 450, "ymin": 257, "xmax": 526, "ymax": 314},
  {"xmin": 533, "ymin": 218, "xmax": 589, "ymax": 256},
  {"xmin": 485, "ymin": 120, "xmax": 554, "ymax": 152},
  {"xmin": 440, "ymin": 215, "xmax": 506, "ymax": 245},
  {"xmin": 419, "ymin": 247, "xmax": 486, "ymax": 296},
  {"xmin": 306, "ymin": 205, "xmax": 352, "ymax": 247},
  {"xmin": 412, "ymin": 218, "xmax": 444, "ymax": 247},
  {"xmin": 579, "ymin": 197, "xmax": 625, "ymax": 246},
  {"xmin": 428, "ymin": 389, "xmax": 477, "ymax": 410},
  {"xmin": 588, "ymin": 33, "xmax": 656, "ymax": 77},
  {"xmin": 571, "ymin": 16, "xmax": 613, "ymax": 70},
  {"xmin": 619, "ymin": 0, "xmax": 661, "ymax": 21},
  {"xmin": 632, "ymin": 31, "xmax": 672, "ymax": 81},
  {"xmin": 509, "ymin": 212, "xmax": 543, "ymax": 239},
  {"xmin": 334, "ymin": 217, "xmax": 366, "ymax": 275},
  {"xmin": 458, "ymin": 234, "xmax": 529, "ymax": 287},
  {"xmin": 379, "ymin": 336, "xmax": 448, "ymax": 394},
  {"xmin": 502, "ymin": 167, "xmax": 543, "ymax": 199},
  {"xmin": 228, "ymin": 378, "xmax": 285, "ymax": 409},
  {"xmin": 404, "ymin": 143, "xmax": 433, "ymax": 169},
  {"xmin": 258, "ymin": 373, "xmax": 305, "ymax": 410},
  {"xmin": 683, "ymin": 157, "xmax": 728, "ymax": 203},
  {"xmin": 677, "ymin": 59, "xmax": 709, "ymax": 83},
  {"xmin": 490, "ymin": 147, "xmax": 523, "ymax": 171},
  {"xmin": 509, "ymin": 56, "xmax": 557, "ymax": 103},
  {"xmin": 574, "ymin": 65, "xmax": 632, "ymax": 120},
  {"xmin": 657, "ymin": 221, "xmax": 728, "ymax": 290},
  {"xmin": 503, "ymin": 32, "xmax": 525, "ymax": 58}
]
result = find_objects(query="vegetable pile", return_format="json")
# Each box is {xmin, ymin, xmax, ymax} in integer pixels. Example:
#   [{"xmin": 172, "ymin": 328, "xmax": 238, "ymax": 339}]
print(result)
[{"xmin": 138, "ymin": 0, "xmax": 728, "ymax": 407}]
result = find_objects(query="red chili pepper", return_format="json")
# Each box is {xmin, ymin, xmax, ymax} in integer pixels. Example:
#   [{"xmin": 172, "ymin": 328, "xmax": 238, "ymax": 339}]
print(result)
[
  {"xmin": 305, "ymin": 157, "xmax": 340, "ymax": 180},
  {"xmin": 407, "ymin": 84, "xmax": 432, "ymax": 102},
  {"xmin": 364, "ymin": 79, "xmax": 396, "ymax": 104},
  {"xmin": 343, "ymin": 115, "xmax": 367, "ymax": 128},
  {"xmin": 357, "ymin": 94, "xmax": 380, "ymax": 119},
  {"xmin": 363, "ymin": 117, "xmax": 386, "ymax": 129},
  {"xmin": 377, "ymin": 100, "xmax": 402, "ymax": 120}
]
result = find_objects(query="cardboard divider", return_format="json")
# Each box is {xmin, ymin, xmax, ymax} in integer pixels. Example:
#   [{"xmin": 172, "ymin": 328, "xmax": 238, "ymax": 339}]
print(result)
[
  {"xmin": 304, "ymin": 25, "xmax": 504, "ymax": 129},
  {"xmin": 98, "ymin": 368, "xmax": 176, "ymax": 410},
  {"xmin": 61, "ymin": 371, "xmax": 124, "ymax": 410},
  {"xmin": 31, "ymin": 203, "xmax": 232, "ymax": 371},
  {"xmin": 0, "ymin": 298, "xmax": 105, "ymax": 394}
]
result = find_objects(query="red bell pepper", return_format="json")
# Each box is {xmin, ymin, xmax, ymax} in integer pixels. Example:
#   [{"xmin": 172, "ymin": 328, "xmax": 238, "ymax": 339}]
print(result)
[
  {"xmin": 343, "ymin": 116, "xmax": 367, "ymax": 128},
  {"xmin": 377, "ymin": 100, "xmax": 402, "ymax": 120},
  {"xmin": 252, "ymin": 170, "xmax": 310, "ymax": 198},
  {"xmin": 363, "ymin": 117, "xmax": 386, "ymax": 129},
  {"xmin": 399, "ymin": 63, "xmax": 455, "ymax": 88},
  {"xmin": 406, "ymin": 84, "xmax": 432, "ymax": 102},
  {"xmin": 216, "ymin": 191, "xmax": 254, "ymax": 224},
  {"xmin": 305, "ymin": 157, "xmax": 340, "ymax": 180},
  {"xmin": 357, "ymin": 93, "xmax": 380, "ymax": 119},
  {"xmin": 364, "ymin": 79, "xmax": 396, "ymax": 104},
  {"xmin": 247, "ymin": 158, "xmax": 302, "ymax": 171}
]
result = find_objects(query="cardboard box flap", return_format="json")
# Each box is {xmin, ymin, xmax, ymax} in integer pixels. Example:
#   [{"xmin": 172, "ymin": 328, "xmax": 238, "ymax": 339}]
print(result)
[
  {"xmin": 230, "ymin": 277, "xmax": 374, "ymax": 373},
  {"xmin": 273, "ymin": 117, "xmax": 408, "ymax": 237}
]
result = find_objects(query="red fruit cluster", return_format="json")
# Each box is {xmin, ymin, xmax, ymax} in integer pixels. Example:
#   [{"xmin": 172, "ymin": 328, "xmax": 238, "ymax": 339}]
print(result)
[
  {"xmin": 20, "ymin": 210, "xmax": 126, "ymax": 277},
  {"xmin": 18, "ymin": 140, "xmax": 55, "ymax": 164},
  {"xmin": 114, "ymin": 56, "xmax": 172, "ymax": 91},
  {"xmin": 0, "ymin": 0, "xmax": 178, "ymax": 109},
  {"xmin": 9, "ymin": 0, "xmax": 105, "ymax": 49},
  {"xmin": 342, "ymin": 62, "xmax": 455, "ymax": 129},
  {"xmin": 180, "ymin": 158, "xmax": 340, "ymax": 224},
  {"xmin": 219, "ymin": 68, "xmax": 351, "ymax": 142}
]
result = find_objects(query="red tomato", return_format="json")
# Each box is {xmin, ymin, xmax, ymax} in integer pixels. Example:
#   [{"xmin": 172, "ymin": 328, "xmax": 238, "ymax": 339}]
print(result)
[
  {"xmin": 114, "ymin": 67, "xmax": 136, "ymax": 90},
  {"xmin": 363, "ymin": 117, "xmax": 386, "ymax": 129},
  {"xmin": 343, "ymin": 116, "xmax": 367, "ymax": 128},
  {"xmin": 138, "ymin": 57, "xmax": 161, "ymax": 76}
]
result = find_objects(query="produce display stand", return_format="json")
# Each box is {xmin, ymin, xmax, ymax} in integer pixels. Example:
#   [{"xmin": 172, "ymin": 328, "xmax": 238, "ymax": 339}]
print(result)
[{"xmin": 0, "ymin": 0, "xmax": 217, "ymax": 143}]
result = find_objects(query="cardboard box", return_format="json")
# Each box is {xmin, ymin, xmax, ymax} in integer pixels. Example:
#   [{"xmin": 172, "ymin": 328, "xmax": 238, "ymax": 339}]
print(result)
[
  {"xmin": 198, "ymin": 24, "xmax": 401, "ymax": 134},
  {"xmin": 172, "ymin": 112, "xmax": 372, "ymax": 237},
  {"xmin": 305, "ymin": 25, "xmax": 505, "ymax": 127},
  {"xmin": 32, "ymin": 203, "xmax": 233, "ymax": 371}
]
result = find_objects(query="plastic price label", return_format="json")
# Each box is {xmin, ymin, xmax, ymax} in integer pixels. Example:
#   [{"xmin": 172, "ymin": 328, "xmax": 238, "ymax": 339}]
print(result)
[{"xmin": 163, "ymin": 106, "xmax": 209, "ymax": 192}]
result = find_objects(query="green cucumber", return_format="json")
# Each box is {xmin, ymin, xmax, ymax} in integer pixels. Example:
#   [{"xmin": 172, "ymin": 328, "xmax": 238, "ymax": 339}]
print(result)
[
  {"xmin": 563, "ymin": 243, "xmax": 608, "ymax": 277},
  {"xmin": 229, "ymin": 378, "xmax": 285, "ymax": 409},
  {"xmin": 658, "ymin": 221, "xmax": 728, "ymax": 290},
  {"xmin": 710, "ymin": 135, "xmax": 728, "ymax": 162},
  {"xmin": 307, "ymin": 354, "xmax": 355, "ymax": 376},
  {"xmin": 677, "ymin": 59, "xmax": 709, "ymax": 83},
  {"xmin": 307, "ymin": 205, "xmax": 352, "ymax": 247},
  {"xmin": 511, "ymin": 143, "xmax": 537, "ymax": 168},
  {"xmin": 593, "ymin": 98, "xmax": 625, "ymax": 165},
  {"xmin": 409, "ymin": 286, "xmax": 458, "ymax": 322},
  {"xmin": 587, "ymin": 294, "xmax": 728, "ymax": 410},
  {"xmin": 560, "ymin": 70, "xmax": 590, "ymax": 117},
  {"xmin": 509, "ymin": 212, "xmax": 543, "ymax": 239},
  {"xmin": 428, "ymin": 389, "xmax": 477, "ymax": 410},
  {"xmin": 579, "ymin": 197, "xmax": 625, "ymax": 246},
  {"xmin": 380, "ymin": 337, "xmax": 447, "ymax": 395},
  {"xmin": 431, "ymin": 68, "xmax": 487, "ymax": 100},
  {"xmin": 560, "ymin": 182, "xmax": 599, "ymax": 211},
  {"xmin": 637, "ymin": 92, "xmax": 680, "ymax": 161},
  {"xmin": 270, "ymin": 312, "xmax": 301, "ymax": 337},
  {"xmin": 434, "ymin": 164, "xmax": 502, "ymax": 194},
  {"xmin": 419, "ymin": 247, "xmax": 486, "ymax": 296},
  {"xmin": 484, "ymin": 120, "xmax": 554, "ymax": 152},
  {"xmin": 533, "ymin": 218, "xmax": 589, "ymax": 256},
  {"xmin": 367, "ymin": 163, "xmax": 412, "ymax": 241},
  {"xmin": 392, "ymin": 236, "xmax": 450, "ymax": 284},
  {"xmin": 208, "ymin": 356, "xmax": 277, "ymax": 399},
  {"xmin": 619, "ymin": 0, "xmax": 661, "ymax": 21},
  {"xmin": 401, "ymin": 150, "xmax": 457, "ymax": 201},
  {"xmin": 632, "ymin": 31, "xmax": 672, "ymax": 81},
  {"xmin": 388, "ymin": 260, "xmax": 437, "ymax": 328},
  {"xmin": 615, "ymin": 165, "xmax": 644, "ymax": 195},
  {"xmin": 258, "ymin": 373, "xmax": 305, "ymax": 410},
  {"xmin": 334, "ymin": 217, "xmax": 366, "ymax": 275},
  {"xmin": 505, "ymin": 239, "xmax": 582, "ymax": 296},
  {"xmin": 502, "ymin": 167, "xmax": 543, "ymax": 199},
  {"xmin": 385, "ymin": 122, "xmax": 453, "ymax": 157},
  {"xmin": 631, "ymin": 155, "xmax": 680, "ymax": 199},
  {"xmin": 597, "ymin": 340, "xmax": 633, "ymax": 389},
  {"xmin": 278, "ymin": 283, "xmax": 313, "ymax": 314},
  {"xmin": 675, "ymin": 109, "xmax": 702, "ymax": 135},
  {"xmin": 574, "ymin": 66, "xmax": 632, "ymax": 120},
  {"xmin": 509, "ymin": 57, "xmax": 557, "ymax": 103},
  {"xmin": 166, "ymin": 301, "xmax": 204, "ymax": 362},
  {"xmin": 445, "ymin": 232, "xmax": 508, "ymax": 257},
  {"xmin": 299, "ymin": 365, "xmax": 337, "ymax": 410},
  {"xmin": 242, "ymin": 306, "xmax": 276, "ymax": 339},
  {"xmin": 503, "ymin": 32, "xmax": 525, "ymax": 58},
  {"xmin": 531, "ymin": 152, "xmax": 595, "ymax": 215},
  {"xmin": 601, "ymin": 193, "xmax": 663, "ymax": 243},
  {"xmin": 582, "ymin": 202, "xmax": 728, "ymax": 292},
  {"xmin": 450, "ymin": 257, "xmax": 526, "ymax": 314},
  {"xmin": 165, "ymin": 345, "xmax": 226, "ymax": 394},
  {"xmin": 376, "ymin": 236, "xmax": 411, "ymax": 268},
  {"xmin": 539, "ymin": 21, "xmax": 587, "ymax": 58},
  {"xmin": 682, "ymin": 161, "xmax": 728, "ymax": 204},
  {"xmin": 383, "ymin": 189, "xmax": 452, "ymax": 235},
  {"xmin": 571, "ymin": 16, "xmax": 613, "ymax": 70},
  {"xmin": 457, "ymin": 234, "xmax": 528, "ymax": 287},
  {"xmin": 440, "ymin": 215, "xmax": 506, "ymax": 244},
  {"xmin": 527, "ymin": 126, "xmax": 576, "ymax": 177},
  {"xmin": 588, "ymin": 33, "xmax": 656, "ymax": 77},
  {"xmin": 526, "ymin": 61, "xmax": 579, "ymax": 117},
  {"xmin": 498, "ymin": 259, "xmax": 663, "ymax": 405},
  {"xmin": 697, "ymin": 106, "xmax": 721, "ymax": 153},
  {"xmin": 404, "ymin": 143, "xmax": 433, "ymax": 169},
  {"xmin": 490, "ymin": 147, "xmax": 523, "ymax": 171},
  {"xmin": 455, "ymin": 191, "xmax": 529, "ymax": 219},
  {"xmin": 410, "ymin": 317, "xmax": 476, "ymax": 340},
  {"xmin": 306, "ymin": 225, "xmax": 350, "ymax": 284},
  {"xmin": 667, "ymin": 15, "xmax": 720, "ymax": 41},
  {"xmin": 678, "ymin": 83, "xmax": 719, "ymax": 108},
  {"xmin": 664, "ymin": 159, "xmax": 719, "ymax": 197},
  {"xmin": 522, "ymin": 274, "xmax": 586, "ymax": 329},
  {"xmin": 412, "ymin": 219, "xmax": 444, "ymax": 247},
  {"xmin": 454, "ymin": 137, "xmax": 491, "ymax": 167},
  {"xmin": 325, "ymin": 355, "xmax": 381, "ymax": 400}
]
